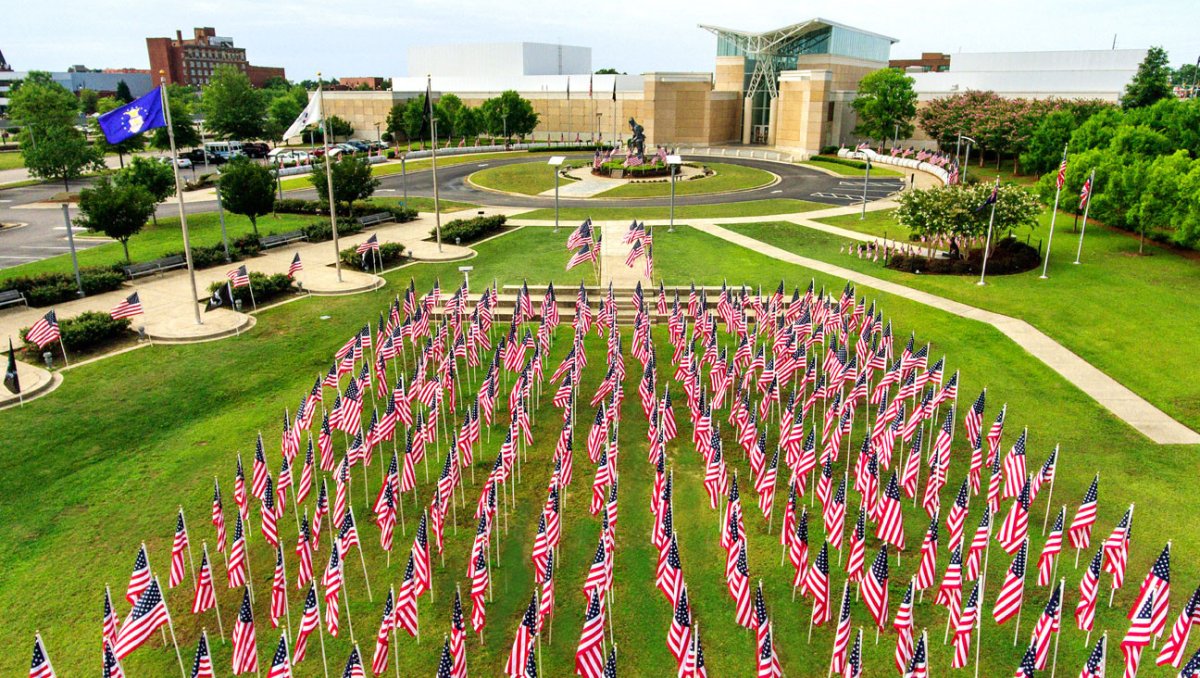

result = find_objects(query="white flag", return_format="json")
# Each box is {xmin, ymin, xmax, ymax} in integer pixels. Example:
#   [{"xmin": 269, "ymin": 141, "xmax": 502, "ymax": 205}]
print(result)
[{"xmin": 282, "ymin": 94, "xmax": 321, "ymax": 141}]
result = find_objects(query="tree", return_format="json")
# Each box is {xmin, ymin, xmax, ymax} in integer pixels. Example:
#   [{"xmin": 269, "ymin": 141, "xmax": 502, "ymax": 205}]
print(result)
[
  {"xmin": 114, "ymin": 156, "xmax": 174, "ymax": 226},
  {"xmin": 310, "ymin": 155, "xmax": 379, "ymax": 215},
  {"xmin": 595, "ymin": 68, "xmax": 620, "ymax": 75},
  {"xmin": 479, "ymin": 90, "xmax": 539, "ymax": 139},
  {"xmin": 385, "ymin": 103, "xmax": 408, "ymax": 143},
  {"xmin": 308, "ymin": 115, "xmax": 353, "ymax": 143},
  {"xmin": 115, "ymin": 80, "xmax": 134, "ymax": 104},
  {"xmin": 400, "ymin": 95, "xmax": 429, "ymax": 142},
  {"xmin": 895, "ymin": 182, "xmax": 1041, "ymax": 241},
  {"xmin": 218, "ymin": 156, "xmax": 277, "ymax": 238},
  {"xmin": 7, "ymin": 73, "xmax": 104, "ymax": 190},
  {"xmin": 454, "ymin": 106, "xmax": 481, "ymax": 140},
  {"xmin": 1122, "ymin": 46, "xmax": 1172, "ymax": 109},
  {"xmin": 77, "ymin": 88, "xmax": 99, "ymax": 115},
  {"xmin": 75, "ymin": 176, "xmax": 155, "ymax": 262},
  {"xmin": 436, "ymin": 93, "xmax": 464, "ymax": 137},
  {"xmin": 266, "ymin": 86, "xmax": 309, "ymax": 141},
  {"xmin": 201, "ymin": 65, "xmax": 267, "ymax": 140},
  {"xmin": 93, "ymin": 96, "xmax": 145, "ymax": 167},
  {"xmin": 850, "ymin": 68, "xmax": 917, "ymax": 145},
  {"xmin": 1020, "ymin": 109, "xmax": 1076, "ymax": 176},
  {"xmin": 151, "ymin": 84, "xmax": 201, "ymax": 150}
]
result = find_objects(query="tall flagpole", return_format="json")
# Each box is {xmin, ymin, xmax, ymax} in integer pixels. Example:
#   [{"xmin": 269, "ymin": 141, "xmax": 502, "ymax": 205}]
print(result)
[
  {"xmin": 317, "ymin": 74, "xmax": 343, "ymax": 283},
  {"xmin": 429, "ymin": 75, "xmax": 443, "ymax": 253},
  {"xmin": 1073, "ymin": 169, "xmax": 1096, "ymax": 265},
  {"xmin": 1039, "ymin": 142, "xmax": 1068, "ymax": 280},
  {"xmin": 977, "ymin": 177, "xmax": 1000, "ymax": 286},
  {"xmin": 158, "ymin": 74, "xmax": 203, "ymax": 325}
]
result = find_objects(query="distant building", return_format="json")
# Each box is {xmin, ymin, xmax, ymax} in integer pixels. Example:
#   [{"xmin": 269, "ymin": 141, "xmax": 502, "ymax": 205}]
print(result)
[
  {"xmin": 0, "ymin": 69, "xmax": 153, "ymax": 114},
  {"xmin": 890, "ymin": 52, "xmax": 951, "ymax": 72},
  {"xmin": 0, "ymin": 47, "xmax": 11, "ymax": 72},
  {"xmin": 146, "ymin": 27, "xmax": 285, "ymax": 88},
  {"xmin": 407, "ymin": 42, "xmax": 592, "ymax": 79},
  {"xmin": 909, "ymin": 49, "xmax": 1146, "ymax": 102},
  {"xmin": 337, "ymin": 77, "xmax": 387, "ymax": 91}
]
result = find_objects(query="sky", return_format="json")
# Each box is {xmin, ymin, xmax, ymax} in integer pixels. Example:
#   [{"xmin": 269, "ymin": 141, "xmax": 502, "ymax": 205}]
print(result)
[{"xmin": 3, "ymin": 0, "xmax": 1198, "ymax": 79}]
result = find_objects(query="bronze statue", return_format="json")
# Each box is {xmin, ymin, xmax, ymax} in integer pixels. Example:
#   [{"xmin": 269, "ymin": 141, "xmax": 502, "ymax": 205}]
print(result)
[{"xmin": 627, "ymin": 117, "xmax": 646, "ymax": 159}]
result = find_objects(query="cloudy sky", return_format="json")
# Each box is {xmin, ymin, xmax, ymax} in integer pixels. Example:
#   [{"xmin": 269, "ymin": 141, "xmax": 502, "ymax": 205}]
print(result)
[{"xmin": 4, "ymin": 0, "xmax": 1197, "ymax": 78}]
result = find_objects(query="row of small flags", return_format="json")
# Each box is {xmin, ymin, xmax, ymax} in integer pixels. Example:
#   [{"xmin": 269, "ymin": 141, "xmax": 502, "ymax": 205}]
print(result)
[{"xmin": 27, "ymin": 272, "xmax": 1200, "ymax": 677}]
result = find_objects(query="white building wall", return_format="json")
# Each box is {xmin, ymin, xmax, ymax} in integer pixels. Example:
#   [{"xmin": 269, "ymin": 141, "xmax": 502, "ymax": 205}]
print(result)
[
  {"xmin": 407, "ymin": 42, "xmax": 591, "ymax": 79},
  {"xmin": 911, "ymin": 48, "xmax": 1147, "ymax": 102}
]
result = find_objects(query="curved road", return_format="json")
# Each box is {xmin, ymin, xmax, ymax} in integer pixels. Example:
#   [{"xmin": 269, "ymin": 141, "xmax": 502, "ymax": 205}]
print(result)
[{"xmin": 0, "ymin": 154, "xmax": 902, "ymax": 269}]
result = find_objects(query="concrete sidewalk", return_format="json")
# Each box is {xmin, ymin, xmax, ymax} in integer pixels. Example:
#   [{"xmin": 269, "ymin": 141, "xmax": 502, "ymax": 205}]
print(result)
[{"xmin": 691, "ymin": 222, "xmax": 1200, "ymax": 445}]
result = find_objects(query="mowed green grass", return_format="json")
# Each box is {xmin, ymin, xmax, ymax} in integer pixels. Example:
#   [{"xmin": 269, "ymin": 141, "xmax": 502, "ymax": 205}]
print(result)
[
  {"xmin": 370, "ymin": 196, "xmax": 478, "ymax": 213},
  {"xmin": 0, "ymin": 151, "xmax": 24, "ymax": 171},
  {"xmin": 277, "ymin": 152, "xmax": 530, "ymax": 191},
  {"xmin": 0, "ymin": 226, "xmax": 1195, "ymax": 676},
  {"xmin": 514, "ymin": 198, "xmax": 829, "ymax": 222},
  {"xmin": 469, "ymin": 161, "xmax": 573, "ymax": 195},
  {"xmin": 0, "ymin": 212, "xmax": 316, "ymax": 284},
  {"xmin": 731, "ymin": 213, "xmax": 1200, "ymax": 431},
  {"xmin": 594, "ymin": 162, "xmax": 776, "ymax": 198},
  {"xmin": 799, "ymin": 159, "xmax": 902, "ymax": 177}
]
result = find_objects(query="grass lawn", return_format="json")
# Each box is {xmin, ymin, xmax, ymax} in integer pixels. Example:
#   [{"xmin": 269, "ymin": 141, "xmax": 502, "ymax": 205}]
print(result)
[
  {"xmin": 595, "ymin": 162, "xmax": 775, "ymax": 198},
  {"xmin": 370, "ymin": 196, "xmax": 478, "ymax": 213},
  {"xmin": 0, "ymin": 151, "xmax": 24, "ymax": 171},
  {"xmin": 799, "ymin": 158, "xmax": 902, "ymax": 177},
  {"xmin": 817, "ymin": 208, "xmax": 912, "ymax": 240},
  {"xmin": 0, "ymin": 225, "xmax": 1192, "ymax": 676},
  {"xmin": 468, "ymin": 161, "xmax": 573, "ymax": 195},
  {"xmin": 278, "ymin": 152, "xmax": 531, "ymax": 191},
  {"xmin": 725, "ymin": 214, "xmax": 1200, "ymax": 432},
  {"xmin": 0, "ymin": 212, "xmax": 315, "ymax": 284},
  {"xmin": 514, "ymin": 198, "xmax": 828, "ymax": 222}
]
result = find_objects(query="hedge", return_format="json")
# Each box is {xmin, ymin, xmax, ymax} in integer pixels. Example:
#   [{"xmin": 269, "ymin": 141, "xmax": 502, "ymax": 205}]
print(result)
[
  {"xmin": 21, "ymin": 311, "xmax": 132, "ymax": 356},
  {"xmin": 1, "ymin": 266, "xmax": 126, "ymax": 307},
  {"xmin": 809, "ymin": 155, "xmax": 871, "ymax": 171},
  {"xmin": 435, "ymin": 214, "xmax": 507, "ymax": 244},
  {"xmin": 163, "ymin": 235, "xmax": 261, "ymax": 271},
  {"xmin": 274, "ymin": 198, "xmax": 416, "ymax": 223},
  {"xmin": 208, "ymin": 271, "xmax": 298, "ymax": 307},
  {"xmin": 886, "ymin": 238, "xmax": 1039, "ymax": 275},
  {"xmin": 302, "ymin": 220, "xmax": 363, "ymax": 242},
  {"xmin": 339, "ymin": 242, "xmax": 406, "ymax": 271}
]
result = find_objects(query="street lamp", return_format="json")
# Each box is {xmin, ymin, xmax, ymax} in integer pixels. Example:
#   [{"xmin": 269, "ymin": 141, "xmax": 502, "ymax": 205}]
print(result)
[
  {"xmin": 959, "ymin": 135, "xmax": 976, "ymax": 184},
  {"xmin": 548, "ymin": 156, "xmax": 566, "ymax": 232},
  {"xmin": 458, "ymin": 265, "xmax": 474, "ymax": 291},
  {"xmin": 666, "ymin": 155, "xmax": 682, "ymax": 232},
  {"xmin": 502, "ymin": 114, "xmax": 508, "ymax": 147}
]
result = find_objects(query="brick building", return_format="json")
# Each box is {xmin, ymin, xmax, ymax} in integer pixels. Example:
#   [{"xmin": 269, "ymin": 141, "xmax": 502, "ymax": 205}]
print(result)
[
  {"xmin": 889, "ymin": 52, "xmax": 951, "ymax": 72},
  {"xmin": 146, "ymin": 27, "xmax": 285, "ymax": 88}
]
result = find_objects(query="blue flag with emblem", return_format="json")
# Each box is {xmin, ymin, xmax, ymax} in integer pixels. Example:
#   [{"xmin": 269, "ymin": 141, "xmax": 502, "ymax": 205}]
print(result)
[{"xmin": 97, "ymin": 87, "xmax": 167, "ymax": 144}]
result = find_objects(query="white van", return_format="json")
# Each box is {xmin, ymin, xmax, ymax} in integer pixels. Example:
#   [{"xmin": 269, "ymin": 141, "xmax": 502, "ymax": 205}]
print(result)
[{"xmin": 204, "ymin": 141, "xmax": 244, "ymax": 160}]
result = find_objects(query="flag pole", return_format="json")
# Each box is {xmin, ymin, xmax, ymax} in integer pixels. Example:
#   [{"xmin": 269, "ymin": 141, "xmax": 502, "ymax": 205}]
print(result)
[
  {"xmin": 1073, "ymin": 170, "xmax": 1096, "ymax": 265},
  {"xmin": 157, "ymin": 75, "xmax": 203, "ymax": 325},
  {"xmin": 317, "ymin": 74, "xmax": 343, "ymax": 283},
  {"xmin": 429, "ymin": 75, "xmax": 443, "ymax": 253},
  {"xmin": 180, "ymin": 506, "xmax": 197, "ymax": 586},
  {"xmin": 1040, "ymin": 143, "xmax": 1069, "ymax": 280},
  {"xmin": 154, "ymin": 576, "xmax": 189, "ymax": 678},
  {"xmin": 977, "ymin": 177, "xmax": 1000, "ymax": 286}
]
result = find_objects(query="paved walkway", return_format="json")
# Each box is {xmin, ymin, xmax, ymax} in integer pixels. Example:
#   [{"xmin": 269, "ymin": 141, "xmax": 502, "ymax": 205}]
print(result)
[{"xmin": 690, "ymin": 222, "xmax": 1200, "ymax": 445}]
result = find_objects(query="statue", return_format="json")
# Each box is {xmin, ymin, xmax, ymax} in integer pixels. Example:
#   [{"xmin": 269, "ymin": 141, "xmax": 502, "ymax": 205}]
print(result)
[{"xmin": 627, "ymin": 117, "xmax": 646, "ymax": 159}]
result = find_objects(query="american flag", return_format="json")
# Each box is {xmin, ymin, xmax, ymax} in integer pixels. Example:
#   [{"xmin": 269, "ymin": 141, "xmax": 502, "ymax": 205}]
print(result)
[
  {"xmin": 341, "ymin": 645, "xmax": 366, "ymax": 678},
  {"xmin": 192, "ymin": 548, "xmax": 216, "ymax": 614},
  {"xmin": 25, "ymin": 310, "xmax": 60, "ymax": 349},
  {"xmin": 29, "ymin": 634, "xmax": 55, "ymax": 678},
  {"xmin": 993, "ymin": 538, "xmax": 1028, "ymax": 625},
  {"xmin": 894, "ymin": 580, "xmax": 915, "ymax": 673},
  {"xmin": 232, "ymin": 587, "xmax": 259, "ymax": 673},
  {"xmin": 267, "ymin": 633, "xmax": 293, "ymax": 678},
  {"xmin": 876, "ymin": 472, "xmax": 906, "ymax": 550},
  {"xmin": 227, "ymin": 265, "xmax": 251, "ymax": 288},
  {"xmin": 808, "ymin": 543, "xmax": 831, "ymax": 625},
  {"xmin": 863, "ymin": 545, "xmax": 890, "ymax": 628},
  {"xmin": 1157, "ymin": 585, "xmax": 1200, "ymax": 668},
  {"xmin": 1102, "ymin": 505, "xmax": 1134, "ymax": 589},
  {"xmin": 103, "ymin": 586, "xmax": 120, "ymax": 648},
  {"xmin": 288, "ymin": 252, "xmax": 303, "ymax": 277},
  {"xmin": 757, "ymin": 621, "xmax": 782, "ymax": 678},
  {"xmin": 324, "ymin": 543, "xmax": 343, "ymax": 636},
  {"xmin": 575, "ymin": 591, "xmax": 606, "ymax": 678},
  {"xmin": 436, "ymin": 638, "xmax": 454, "ymax": 678},
  {"xmin": 270, "ymin": 546, "xmax": 288, "ymax": 629},
  {"xmin": 1079, "ymin": 172, "xmax": 1094, "ymax": 211},
  {"xmin": 190, "ymin": 630, "xmax": 215, "ymax": 677},
  {"xmin": 371, "ymin": 589, "xmax": 395, "ymax": 675},
  {"xmin": 228, "ymin": 513, "xmax": 247, "ymax": 587},
  {"xmin": 1055, "ymin": 147, "xmax": 1069, "ymax": 190},
  {"xmin": 395, "ymin": 554, "xmax": 419, "ymax": 637},
  {"xmin": 915, "ymin": 513, "xmax": 939, "ymax": 590},
  {"xmin": 356, "ymin": 234, "xmax": 381, "ymax": 255},
  {"xmin": 567, "ymin": 243, "xmax": 595, "ymax": 270},
  {"xmin": 667, "ymin": 583, "xmax": 692, "ymax": 663},
  {"xmin": 964, "ymin": 388, "xmax": 985, "ymax": 448},
  {"xmin": 997, "ymin": 477, "xmax": 1031, "ymax": 555},
  {"xmin": 1128, "ymin": 542, "xmax": 1170, "ymax": 636},
  {"xmin": 110, "ymin": 292, "xmax": 144, "ymax": 320},
  {"xmin": 504, "ymin": 592, "xmax": 540, "ymax": 677},
  {"xmin": 1002, "ymin": 429, "xmax": 1027, "ymax": 499},
  {"xmin": 1122, "ymin": 591, "xmax": 1156, "ymax": 678},
  {"xmin": 1031, "ymin": 581, "xmax": 1063, "ymax": 669},
  {"xmin": 830, "ymin": 582, "xmax": 853, "ymax": 672},
  {"xmin": 1080, "ymin": 635, "xmax": 1107, "ymax": 678},
  {"xmin": 936, "ymin": 545, "xmax": 963, "ymax": 615},
  {"xmin": 1075, "ymin": 547, "xmax": 1104, "ymax": 632},
  {"xmin": 125, "ymin": 544, "xmax": 151, "ymax": 604},
  {"xmin": 114, "ymin": 577, "xmax": 168, "ymax": 660},
  {"xmin": 451, "ymin": 588, "xmax": 468, "ymax": 678},
  {"xmin": 294, "ymin": 584, "xmax": 320, "ymax": 664},
  {"xmin": 169, "ymin": 508, "xmax": 190, "ymax": 588},
  {"xmin": 952, "ymin": 582, "xmax": 980, "ymax": 668},
  {"xmin": 1037, "ymin": 507, "xmax": 1065, "ymax": 587},
  {"xmin": 902, "ymin": 631, "xmax": 928, "ymax": 678},
  {"xmin": 1015, "ymin": 641, "xmax": 1038, "ymax": 678},
  {"xmin": 1069, "ymin": 475, "xmax": 1100, "ymax": 549}
]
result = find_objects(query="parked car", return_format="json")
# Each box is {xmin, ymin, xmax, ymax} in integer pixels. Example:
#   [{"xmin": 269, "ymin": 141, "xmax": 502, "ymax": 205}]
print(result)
[
  {"xmin": 242, "ymin": 142, "xmax": 270, "ymax": 159},
  {"xmin": 273, "ymin": 150, "xmax": 313, "ymax": 164},
  {"xmin": 182, "ymin": 148, "xmax": 225, "ymax": 165},
  {"xmin": 345, "ymin": 140, "xmax": 371, "ymax": 153},
  {"xmin": 159, "ymin": 156, "xmax": 193, "ymax": 169}
]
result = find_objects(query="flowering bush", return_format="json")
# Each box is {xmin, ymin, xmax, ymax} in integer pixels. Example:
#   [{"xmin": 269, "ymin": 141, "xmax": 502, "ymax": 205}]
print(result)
[{"xmin": 894, "ymin": 183, "xmax": 1042, "ymax": 241}]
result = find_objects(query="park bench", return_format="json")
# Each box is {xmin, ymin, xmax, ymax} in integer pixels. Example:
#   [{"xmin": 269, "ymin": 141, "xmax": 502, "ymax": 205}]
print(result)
[
  {"xmin": 122, "ymin": 254, "xmax": 187, "ymax": 280},
  {"xmin": 356, "ymin": 212, "xmax": 395, "ymax": 228},
  {"xmin": 0, "ymin": 289, "xmax": 28, "ymax": 309},
  {"xmin": 259, "ymin": 230, "xmax": 307, "ymax": 249}
]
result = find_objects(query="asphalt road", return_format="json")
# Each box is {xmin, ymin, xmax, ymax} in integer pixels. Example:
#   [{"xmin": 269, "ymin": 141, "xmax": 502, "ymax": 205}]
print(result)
[{"xmin": 0, "ymin": 154, "xmax": 903, "ymax": 270}]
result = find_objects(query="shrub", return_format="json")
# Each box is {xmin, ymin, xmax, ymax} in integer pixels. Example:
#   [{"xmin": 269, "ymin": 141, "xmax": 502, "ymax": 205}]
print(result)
[
  {"xmin": 302, "ymin": 219, "xmax": 363, "ymax": 243},
  {"xmin": 820, "ymin": 145, "xmax": 841, "ymax": 155},
  {"xmin": 230, "ymin": 234, "xmax": 262, "ymax": 258},
  {"xmin": 886, "ymin": 238, "xmax": 1039, "ymax": 275},
  {"xmin": 809, "ymin": 155, "xmax": 871, "ymax": 171},
  {"xmin": 275, "ymin": 198, "xmax": 416, "ymax": 223},
  {"xmin": 436, "ymin": 214, "xmax": 506, "ymax": 243},
  {"xmin": 208, "ymin": 271, "xmax": 298, "ymax": 307},
  {"xmin": 184, "ymin": 244, "xmax": 233, "ymax": 269},
  {"xmin": 339, "ymin": 242, "xmax": 407, "ymax": 271},
  {"xmin": 1, "ymin": 266, "xmax": 126, "ymax": 306},
  {"xmin": 22, "ymin": 311, "xmax": 132, "ymax": 356}
]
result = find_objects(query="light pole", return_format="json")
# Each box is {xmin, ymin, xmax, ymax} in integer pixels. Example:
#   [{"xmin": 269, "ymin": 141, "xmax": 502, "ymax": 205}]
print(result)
[
  {"xmin": 549, "ymin": 155, "xmax": 566, "ymax": 232},
  {"xmin": 502, "ymin": 114, "xmax": 508, "ymax": 147},
  {"xmin": 1074, "ymin": 169, "xmax": 1097, "ymax": 265},
  {"xmin": 959, "ymin": 135, "xmax": 976, "ymax": 184},
  {"xmin": 860, "ymin": 157, "xmax": 871, "ymax": 220},
  {"xmin": 400, "ymin": 153, "xmax": 407, "ymax": 208},
  {"xmin": 458, "ymin": 265, "xmax": 473, "ymax": 291},
  {"xmin": 666, "ymin": 155, "xmax": 682, "ymax": 232},
  {"xmin": 978, "ymin": 177, "xmax": 1000, "ymax": 286}
]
